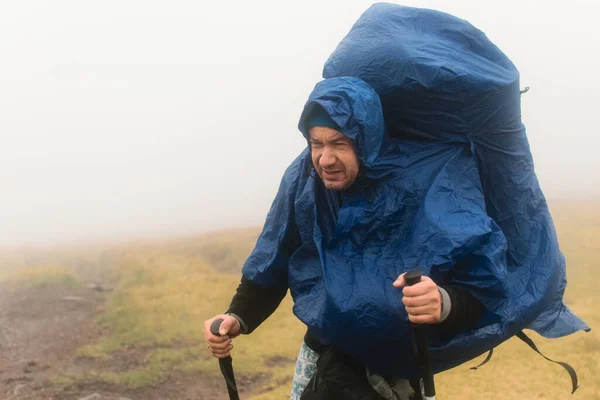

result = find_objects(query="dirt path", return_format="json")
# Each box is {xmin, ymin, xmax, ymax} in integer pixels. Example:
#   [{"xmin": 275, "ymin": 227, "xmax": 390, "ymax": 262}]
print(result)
[
  {"xmin": 0, "ymin": 280, "xmax": 266, "ymax": 400},
  {"xmin": 0, "ymin": 281, "xmax": 107, "ymax": 399}
]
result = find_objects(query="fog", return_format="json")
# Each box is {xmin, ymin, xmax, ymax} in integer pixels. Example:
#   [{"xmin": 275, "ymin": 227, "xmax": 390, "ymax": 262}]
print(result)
[{"xmin": 1, "ymin": 0, "xmax": 599, "ymax": 247}]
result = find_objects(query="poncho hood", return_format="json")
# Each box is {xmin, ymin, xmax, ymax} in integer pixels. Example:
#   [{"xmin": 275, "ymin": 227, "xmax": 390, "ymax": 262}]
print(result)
[{"xmin": 298, "ymin": 77, "xmax": 386, "ymax": 172}]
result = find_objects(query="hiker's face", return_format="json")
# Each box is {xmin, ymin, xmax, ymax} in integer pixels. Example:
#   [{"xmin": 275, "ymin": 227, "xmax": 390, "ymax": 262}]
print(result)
[{"xmin": 309, "ymin": 127, "xmax": 359, "ymax": 190}]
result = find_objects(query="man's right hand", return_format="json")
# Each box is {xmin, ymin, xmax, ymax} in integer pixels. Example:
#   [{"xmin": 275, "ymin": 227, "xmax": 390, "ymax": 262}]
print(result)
[{"xmin": 203, "ymin": 314, "xmax": 241, "ymax": 359}]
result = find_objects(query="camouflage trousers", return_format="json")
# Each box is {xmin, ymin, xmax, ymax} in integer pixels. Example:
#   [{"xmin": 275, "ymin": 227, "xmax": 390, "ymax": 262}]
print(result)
[
  {"xmin": 289, "ymin": 343, "xmax": 319, "ymax": 400},
  {"xmin": 289, "ymin": 342, "xmax": 421, "ymax": 400}
]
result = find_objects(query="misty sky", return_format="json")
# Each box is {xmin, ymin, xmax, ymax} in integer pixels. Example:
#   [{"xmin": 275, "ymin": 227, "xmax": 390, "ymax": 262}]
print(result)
[{"xmin": 1, "ymin": 0, "xmax": 599, "ymax": 246}]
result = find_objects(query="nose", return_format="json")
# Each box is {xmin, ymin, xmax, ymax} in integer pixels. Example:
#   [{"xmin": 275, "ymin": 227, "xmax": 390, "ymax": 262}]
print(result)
[{"xmin": 319, "ymin": 147, "xmax": 336, "ymax": 168}]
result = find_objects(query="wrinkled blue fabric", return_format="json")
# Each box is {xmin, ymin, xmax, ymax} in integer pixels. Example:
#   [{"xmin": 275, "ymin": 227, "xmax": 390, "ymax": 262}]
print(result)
[{"xmin": 242, "ymin": 3, "xmax": 589, "ymax": 378}]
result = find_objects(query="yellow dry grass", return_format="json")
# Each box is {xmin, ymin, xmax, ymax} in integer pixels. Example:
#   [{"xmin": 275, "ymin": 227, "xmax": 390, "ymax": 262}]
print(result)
[{"xmin": 1, "ymin": 200, "xmax": 597, "ymax": 399}]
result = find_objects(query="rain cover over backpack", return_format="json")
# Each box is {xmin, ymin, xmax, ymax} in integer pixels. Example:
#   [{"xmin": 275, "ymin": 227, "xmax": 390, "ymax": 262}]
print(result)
[
  {"xmin": 321, "ymin": 2, "xmax": 589, "ymax": 370},
  {"xmin": 241, "ymin": 2, "xmax": 589, "ymax": 380}
]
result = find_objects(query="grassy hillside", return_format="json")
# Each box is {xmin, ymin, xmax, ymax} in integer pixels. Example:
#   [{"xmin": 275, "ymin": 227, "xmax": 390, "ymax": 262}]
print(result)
[{"xmin": 1, "ymin": 202, "xmax": 597, "ymax": 399}]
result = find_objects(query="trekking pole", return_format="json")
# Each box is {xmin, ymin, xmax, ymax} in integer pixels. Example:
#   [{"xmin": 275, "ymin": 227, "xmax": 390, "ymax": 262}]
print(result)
[
  {"xmin": 405, "ymin": 269, "xmax": 436, "ymax": 400},
  {"xmin": 210, "ymin": 319, "xmax": 240, "ymax": 400}
]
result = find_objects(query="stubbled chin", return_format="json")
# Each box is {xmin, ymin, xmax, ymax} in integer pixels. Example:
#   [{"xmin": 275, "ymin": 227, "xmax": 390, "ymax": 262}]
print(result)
[{"xmin": 323, "ymin": 179, "xmax": 349, "ymax": 190}]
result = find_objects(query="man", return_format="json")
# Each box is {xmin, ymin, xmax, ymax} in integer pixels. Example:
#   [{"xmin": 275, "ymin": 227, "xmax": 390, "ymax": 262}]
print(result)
[
  {"xmin": 204, "ymin": 77, "xmax": 487, "ymax": 400},
  {"xmin": 205, "ymin": 4, "xmax": 588, "ymax": 399}
]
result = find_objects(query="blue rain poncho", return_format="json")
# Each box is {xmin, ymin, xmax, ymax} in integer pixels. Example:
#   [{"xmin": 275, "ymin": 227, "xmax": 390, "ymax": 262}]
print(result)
[{"xmin": 242, "ymin": 3, "xmax": 589, "ymax": 378}]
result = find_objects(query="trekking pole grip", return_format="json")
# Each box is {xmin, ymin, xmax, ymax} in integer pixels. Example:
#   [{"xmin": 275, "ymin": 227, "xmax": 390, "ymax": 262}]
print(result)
[
  {"xmin": 210, "ymin": 318, "xmax": 225, "ymax": 336},
  {"xmin": 405, "ymin": 269, "xmax": 424, "ymax": 287}
]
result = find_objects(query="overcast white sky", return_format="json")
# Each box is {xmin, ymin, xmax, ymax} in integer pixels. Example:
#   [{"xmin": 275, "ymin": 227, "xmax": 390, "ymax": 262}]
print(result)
[{"xmin": 1, "ymin": 0, "xmax": 599, "ymax": 246}]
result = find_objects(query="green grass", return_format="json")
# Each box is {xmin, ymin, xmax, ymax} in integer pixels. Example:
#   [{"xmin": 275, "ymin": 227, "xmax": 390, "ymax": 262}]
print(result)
[
  {"xmin": 56, "ymin": 242, "xmax": 304, "ymax": 392},
  {"xmin": 0, "ymin": 265, "xmax": 80, "ymax": 288}
]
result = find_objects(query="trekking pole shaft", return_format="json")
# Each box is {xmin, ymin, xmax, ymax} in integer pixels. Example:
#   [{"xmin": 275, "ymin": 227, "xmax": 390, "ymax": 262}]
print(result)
[{"xmin": 405, "ymin": 269, "xmax": 436, "ymax": 400}]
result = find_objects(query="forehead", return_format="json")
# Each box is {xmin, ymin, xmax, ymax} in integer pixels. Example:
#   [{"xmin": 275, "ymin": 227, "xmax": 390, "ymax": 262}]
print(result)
[{"xmin": 308, "ymin": 126, "xmax": 348, "ymax": 142}]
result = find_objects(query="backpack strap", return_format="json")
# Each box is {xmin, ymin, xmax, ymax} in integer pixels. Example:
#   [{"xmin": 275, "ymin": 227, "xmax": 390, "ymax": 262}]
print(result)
[
  {"xmin": 468, "ymin": 331, "xmax": 579, "ymax": 394},
  {"xmin": 469, "ymin": 348, "xmax": 493, "ymax": 370},
  {"xmin": 515, "ymin": 330, "xmax": 579, "ymax": 394}
]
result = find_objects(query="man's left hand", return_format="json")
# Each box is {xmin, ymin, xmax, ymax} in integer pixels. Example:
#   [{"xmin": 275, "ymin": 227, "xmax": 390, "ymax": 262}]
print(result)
[{"xmin": 393, "ymin": 273, "xmax": 442, "ymax": 324}]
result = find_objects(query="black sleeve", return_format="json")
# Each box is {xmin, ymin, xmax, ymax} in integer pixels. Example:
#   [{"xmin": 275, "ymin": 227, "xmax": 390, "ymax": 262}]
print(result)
[
  {"xmin": 226, "ymin": 277, "xmax": 288, "ymax": 334},
  {"xmin": 434, "ymin": 285, "xmax": 485, "ymax": 340}
]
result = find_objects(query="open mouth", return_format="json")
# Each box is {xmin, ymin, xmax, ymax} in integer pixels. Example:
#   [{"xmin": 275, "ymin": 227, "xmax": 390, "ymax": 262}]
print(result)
[{"xmin": 322, "ymin": 170, "xmax": 342, "ymax": 178}]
